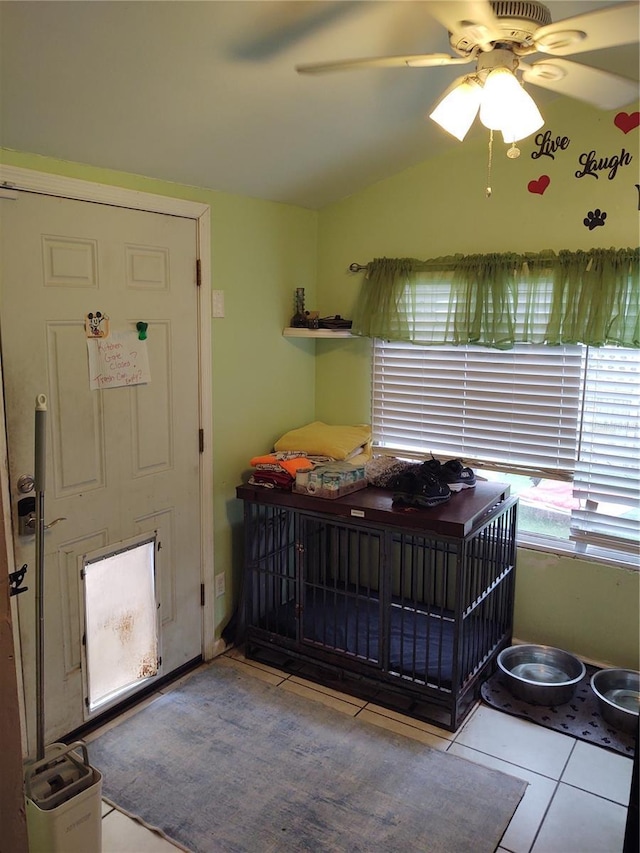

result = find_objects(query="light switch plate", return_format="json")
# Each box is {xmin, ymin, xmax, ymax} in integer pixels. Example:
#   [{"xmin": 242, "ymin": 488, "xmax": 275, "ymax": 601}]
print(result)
[
  {"xmin": 212, "ymin": 290, "xmax": 225, "ymax": 318},
  {"xmin": 215, "ymin": 573, "xmax": 225, "ymax": 597}
]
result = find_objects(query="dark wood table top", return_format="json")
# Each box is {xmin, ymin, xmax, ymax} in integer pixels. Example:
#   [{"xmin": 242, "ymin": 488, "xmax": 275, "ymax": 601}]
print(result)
[{"xmin": 237, "ymin": 480, "xmax": 514, "ymax": 539}]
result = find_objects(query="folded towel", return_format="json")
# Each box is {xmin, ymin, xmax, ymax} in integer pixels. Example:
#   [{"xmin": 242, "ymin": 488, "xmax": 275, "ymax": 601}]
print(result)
[
  {"xmin": 249, "ymin": 470, "xmax": 294, "ymax": 490},
  {"xmin": 250, "ymin": 454, "xmax": 314, "ymax": 477},
  {"xmin": 274, "ymin": 422, "xmax": 372, "ymax": 461}
]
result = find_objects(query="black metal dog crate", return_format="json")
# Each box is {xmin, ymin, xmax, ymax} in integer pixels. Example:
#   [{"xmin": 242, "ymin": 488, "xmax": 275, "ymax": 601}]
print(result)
[{"xmin": 236, "ymin": 482, "xmax": 517, "ymax": 731}]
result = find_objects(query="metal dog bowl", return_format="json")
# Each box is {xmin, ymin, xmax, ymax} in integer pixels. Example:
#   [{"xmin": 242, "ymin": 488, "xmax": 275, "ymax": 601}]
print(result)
[
  {"xmin": 590, "ymin": 668, "xmax": 640, "ymax": 734},
  {"xmin": 497, "ymin": 644, "xmax": 586, "ymax": 706}
]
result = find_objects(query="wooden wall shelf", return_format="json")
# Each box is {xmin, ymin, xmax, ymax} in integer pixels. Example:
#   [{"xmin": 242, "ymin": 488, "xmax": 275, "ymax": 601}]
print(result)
[{"xmin": 283, "ymin": 327, "xmax": 353, "ymax": 338}]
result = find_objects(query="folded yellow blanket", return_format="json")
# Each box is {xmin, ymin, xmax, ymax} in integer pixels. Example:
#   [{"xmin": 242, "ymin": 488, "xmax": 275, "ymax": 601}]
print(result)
[{"xmin": 274, "ymin": 421, "xmax": 372, "ymax": 461}]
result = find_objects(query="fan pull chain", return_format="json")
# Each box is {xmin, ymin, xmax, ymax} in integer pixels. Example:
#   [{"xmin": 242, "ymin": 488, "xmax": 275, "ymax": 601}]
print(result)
[{"xmin": 486, "ymin": 130, "xmax": 493, "ymax": 198}]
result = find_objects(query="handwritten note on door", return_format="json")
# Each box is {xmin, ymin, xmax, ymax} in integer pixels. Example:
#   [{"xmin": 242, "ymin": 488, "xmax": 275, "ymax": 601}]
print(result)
[{"xmin": 87, "ymin": 330, "xmax": 151, "ymax": 390}]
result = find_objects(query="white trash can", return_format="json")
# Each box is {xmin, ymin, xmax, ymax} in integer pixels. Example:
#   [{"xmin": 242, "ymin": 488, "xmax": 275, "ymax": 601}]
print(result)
[{"xmin": 24, "ymin": 741, "xmax": 102, "ymax": 853}]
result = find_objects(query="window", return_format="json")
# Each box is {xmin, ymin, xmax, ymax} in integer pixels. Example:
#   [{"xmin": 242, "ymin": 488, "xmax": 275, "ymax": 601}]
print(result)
[
  {"xmin": 371, "ymin": 338, "xmax": 640, "ymax": 565},
  {"xmin": 356, "ymin": 250, "xmax": 639, "ymax": 565}
]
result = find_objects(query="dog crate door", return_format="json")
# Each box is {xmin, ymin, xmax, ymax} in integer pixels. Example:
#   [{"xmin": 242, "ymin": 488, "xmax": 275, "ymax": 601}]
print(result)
[{"xmin": 299, "ymin": 516, "xmax": 384, "ymax": 665}]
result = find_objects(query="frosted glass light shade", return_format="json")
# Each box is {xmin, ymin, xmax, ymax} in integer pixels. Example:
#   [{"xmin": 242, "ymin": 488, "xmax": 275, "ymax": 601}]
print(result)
[
  {"xmin": 500, "ymin": 88, "xmax": 544, "ymax": 143},
  {"xmin": 429, "ymin": 79, "xmax": 482, "ymax": 141},
  {"xmin": 479, "ymin": 67, "xmax": 544, "ymax": 142},
  {"xmin": 479, "ymin": 67, "xmax": 522, "ymax": 129}
]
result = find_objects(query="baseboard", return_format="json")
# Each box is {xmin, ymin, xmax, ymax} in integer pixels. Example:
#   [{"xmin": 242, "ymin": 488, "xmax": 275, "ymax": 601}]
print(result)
[
  {"xmin": 208, "ymin": 637, "xmax": 228, "ymax": 659},
  {"xmin": 511, "ymin": 636, "xmax": 611, "ymax": 670}
]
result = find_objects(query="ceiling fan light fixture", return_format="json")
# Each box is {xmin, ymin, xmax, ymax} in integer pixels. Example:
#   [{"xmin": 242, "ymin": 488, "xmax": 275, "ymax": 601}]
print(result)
[
  {"xmin": 429, "ymin": 77, "xmax": 482, "ymax": 141},
  {"xmin": 500, "ymin": 92, "xmax": 544, "ymax": 143},
  {"xmin": 478, "ymin": 66, "xmax": 544, "ymax": 142},
  {"xmin": 479, "ymin": 67, "xmax": 521, "ymax": 130}
]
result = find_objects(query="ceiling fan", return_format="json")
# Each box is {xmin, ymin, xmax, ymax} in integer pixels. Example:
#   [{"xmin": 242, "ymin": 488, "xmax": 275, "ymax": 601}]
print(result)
[{"xmin": 296, "ymin": 1, "xmax": 639, "ymax": 144}]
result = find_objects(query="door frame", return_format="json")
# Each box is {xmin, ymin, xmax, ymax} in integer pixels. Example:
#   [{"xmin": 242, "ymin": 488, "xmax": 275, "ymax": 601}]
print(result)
[{"xmin": 0, "ymin": 166, "xmax": 217, "ymax": 745}]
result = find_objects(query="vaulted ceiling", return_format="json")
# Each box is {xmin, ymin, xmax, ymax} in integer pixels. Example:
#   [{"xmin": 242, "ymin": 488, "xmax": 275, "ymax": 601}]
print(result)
[{"xmin": 1, "ymin": 1, "xmax": 638, "ymax": 209}]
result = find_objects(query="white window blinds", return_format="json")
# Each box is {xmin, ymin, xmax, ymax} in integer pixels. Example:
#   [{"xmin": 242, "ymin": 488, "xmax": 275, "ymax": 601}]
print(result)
[
  {"xmin": 372, "ymin": 341, "xmax": 582, "ymax": 477},
  {"xmin": 371, "ymin": 340, "xmax": 640, "ymax": 554},
  {"xmin": 571, "ymin": 347, "xmax": 640, "ymax": 552}
]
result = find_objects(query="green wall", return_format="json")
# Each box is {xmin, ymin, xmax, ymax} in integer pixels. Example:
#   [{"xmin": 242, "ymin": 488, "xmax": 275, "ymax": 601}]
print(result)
[
  {"xmin": 0, "ymin": 148, "xmax": 319, "ymax": 636},
  {"xmin": 514, "ymin": 548, "xmax": 639, "ymax": 668},
  {"xmin": 2, "ymin": 94, "xmax": 639, "ymax": 670},
  {"xmin": 315, "ymin": 97, "xmax": 640, "ymax": 669}
]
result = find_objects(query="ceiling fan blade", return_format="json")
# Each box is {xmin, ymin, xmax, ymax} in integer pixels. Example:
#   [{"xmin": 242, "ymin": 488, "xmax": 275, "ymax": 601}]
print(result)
[
  {"xmin": 533, "ymin": 2, "xmax": 639, "ymax": 56},
  {"xmin": 521, "ymin": 59, "xmax": 638, "ymax": 110},
  {"xmin": 296, "ymin": 54, "xmax": 471, "ymax": 74},
  {"xmin": 427, "ymin": 1, "xmax": 501, "ymax": 45}
]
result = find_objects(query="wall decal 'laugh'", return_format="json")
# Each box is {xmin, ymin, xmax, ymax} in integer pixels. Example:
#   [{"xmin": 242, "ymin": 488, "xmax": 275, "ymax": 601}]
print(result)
[
  {"xmin": 528, "ymin": 175, "xmax": 550, "ymax": 195},
  {"xmin": 575, "ymin": 148, "xmax": 633, "ymax": 181}
]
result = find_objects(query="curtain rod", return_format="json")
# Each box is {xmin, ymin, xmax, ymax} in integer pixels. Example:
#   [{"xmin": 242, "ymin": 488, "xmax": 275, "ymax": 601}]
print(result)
[{"xmin": 349, "ymin": 263, "xmax": 367, "ymax": 272}]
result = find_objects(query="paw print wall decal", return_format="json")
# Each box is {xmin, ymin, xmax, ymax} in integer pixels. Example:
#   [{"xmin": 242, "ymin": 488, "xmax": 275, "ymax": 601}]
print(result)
[
  {"xmin": 584, "ymin": 209, "xmax": 607, "ymax": 230},
  {"xmin": 614, "ymin": 112, "xmax": 640, "ymax": 134},
  {"xmin": 528, "ymin": 175, "xmax": 550, "ymax": 195}
]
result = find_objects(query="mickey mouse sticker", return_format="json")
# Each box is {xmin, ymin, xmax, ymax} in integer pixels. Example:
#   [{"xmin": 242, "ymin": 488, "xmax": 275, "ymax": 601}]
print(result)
[{"xmin": 84, "ymin": 311, "xmax": 110, "ymax": 339}]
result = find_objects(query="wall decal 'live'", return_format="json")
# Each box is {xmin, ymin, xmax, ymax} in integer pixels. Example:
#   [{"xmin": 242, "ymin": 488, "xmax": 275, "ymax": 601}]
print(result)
[{"xmin": 531, "ymin": 130, "xmax": 570, "ymax": 160}]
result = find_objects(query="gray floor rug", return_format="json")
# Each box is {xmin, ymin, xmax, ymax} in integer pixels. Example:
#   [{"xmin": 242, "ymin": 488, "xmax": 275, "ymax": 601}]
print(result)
[{"xmin": 88, "ymin": 661, "xmax": 526, "ymax": 853}]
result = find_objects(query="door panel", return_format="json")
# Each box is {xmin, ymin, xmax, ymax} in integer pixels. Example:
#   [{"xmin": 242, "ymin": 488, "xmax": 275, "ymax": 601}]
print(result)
[
  {"xmin": 0, "ymin": 192, "xmax": 202, "ymax": 751},
  {"xmin": 48, "ymin": 321, "xmax": 107, "ymax": 494}
]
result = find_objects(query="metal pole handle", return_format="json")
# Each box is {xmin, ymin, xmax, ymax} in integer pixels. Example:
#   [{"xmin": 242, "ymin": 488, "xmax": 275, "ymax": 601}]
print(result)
[{"xmin": 34, "ymin": 393, "xmax": 47, "ymax": 762}]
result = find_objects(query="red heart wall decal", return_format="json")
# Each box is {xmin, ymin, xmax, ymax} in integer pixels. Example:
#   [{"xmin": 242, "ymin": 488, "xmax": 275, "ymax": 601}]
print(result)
[
  {"xmin": 528, "ymin": 175, "xmax": 550, "ymax": 195},
  {"xmin": 614, "ymin": 112, "xmax": 640, "ymax": 134}
]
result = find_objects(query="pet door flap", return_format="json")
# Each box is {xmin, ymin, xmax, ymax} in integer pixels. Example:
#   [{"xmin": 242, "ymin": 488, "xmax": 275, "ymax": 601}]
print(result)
[{"xmin": 82, "ymin": 534, "xmax": 159, "ymax": 713}]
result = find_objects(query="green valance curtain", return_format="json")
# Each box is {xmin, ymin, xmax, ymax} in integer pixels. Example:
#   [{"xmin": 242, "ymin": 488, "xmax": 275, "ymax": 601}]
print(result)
[{"xmin": 351, "ymin": 248, "xmax": 640, "ymax": 349}]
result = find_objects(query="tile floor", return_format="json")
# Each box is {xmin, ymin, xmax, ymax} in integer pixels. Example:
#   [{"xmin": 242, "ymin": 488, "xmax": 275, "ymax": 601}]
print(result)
[{"xmin": 94, "ymin": 648, "xmax": 634, "ymax": 853}]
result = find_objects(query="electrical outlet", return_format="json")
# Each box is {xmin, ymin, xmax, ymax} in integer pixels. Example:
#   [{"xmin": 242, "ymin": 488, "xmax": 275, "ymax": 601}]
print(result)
[
  {"xmin": 212, "ymin": 290, "xmax": 225, "ymax": 318},
  {"xmin": 215, "ymin": 573, "xmax": 225, "ymax": 598}
]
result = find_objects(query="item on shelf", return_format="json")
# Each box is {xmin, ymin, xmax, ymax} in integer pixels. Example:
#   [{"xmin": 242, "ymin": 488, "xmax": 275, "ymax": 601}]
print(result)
[
  {"xmin": 306, "ymin": 311, "xmax": 319, "ymax": 330},
  {"xmin": 392, "ymin": 469, "xmax": 451, "ymax": 508},
  {"xmin": 294, "ymin": 461, "xmax": 367, "ymax": 499},
  {"xmin": 274, "ymin": 421, "xmax": 372, "ymax": 462},
  {"xmin": 290, "ymin": 287, "xmax": 307, "ymax": 328},
  {"xmin": 365, "ymin": 456, "xmax": 419, "ymax": 488},
  {"xmin": 248, "ymin": 470, "xmax": 294, "ymax": 490},
  {"xmin": 421, "ymin": 456, "xmax": 477, "ymax": 491},
  {"xmin": 318, "ymin": 315, "xmax": 352, "ymax": 330},
  {"xmin": 248, "ymin": 452, "xmax": 315, "ymax": 491}
]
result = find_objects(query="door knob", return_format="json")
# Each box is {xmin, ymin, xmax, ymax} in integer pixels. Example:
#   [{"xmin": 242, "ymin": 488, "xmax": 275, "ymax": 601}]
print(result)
[
  {"xmin": 19, "ymin": 512, "xmax": 67, "ymax": 536},
  {"xmin": 17, "ymin": 474, "xmax": 35, "ymax": 494}
]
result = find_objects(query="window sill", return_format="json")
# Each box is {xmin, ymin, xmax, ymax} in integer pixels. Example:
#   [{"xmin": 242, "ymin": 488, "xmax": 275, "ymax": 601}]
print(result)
[{"xmin": 517, "ymin": 534, "xmax": 639, "ymax": 571}]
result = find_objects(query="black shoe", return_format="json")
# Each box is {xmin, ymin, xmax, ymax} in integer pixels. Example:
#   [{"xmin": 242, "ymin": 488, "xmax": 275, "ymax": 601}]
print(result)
[
  {"xmin": 412, "ymin": 471, "xmax": 452, "ymax": 507},
  {"xmin": 440, "ymin": 459, "xmax": 476, "ymax": 491},
  {"xmin": 392, "ymin": 471, "xmax": 419, "ymax": 505},
  {"xmin": 421, "ymin": 456, "xmax": 476, "ymax": 492},
  {"xmin": 393, "ymin": 470, "xmax": 451, "ymax": 508}
]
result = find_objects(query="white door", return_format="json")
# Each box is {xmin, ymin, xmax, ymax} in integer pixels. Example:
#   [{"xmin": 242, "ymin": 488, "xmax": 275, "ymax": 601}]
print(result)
[{"xmin": 0, "ymin": 191, "xmax": 202, "ymax": 751}]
